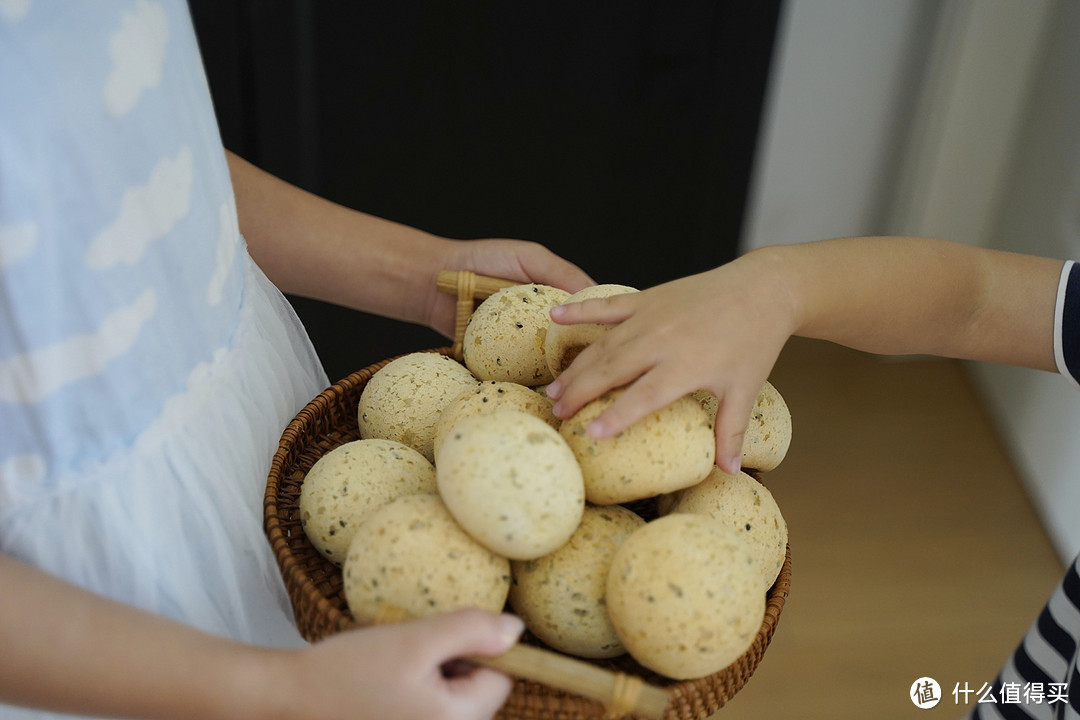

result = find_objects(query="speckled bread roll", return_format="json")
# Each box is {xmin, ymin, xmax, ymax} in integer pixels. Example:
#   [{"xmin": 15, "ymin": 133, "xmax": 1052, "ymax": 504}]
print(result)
[
  {"xmin": 660, "ymin": 468, "xmax": 787, "ymax": 591},
  {"xmin": 462, "ymin": 284, "xmax": 570, "ymax": 386},
  {"xmin": 509, "ymin": 505, "xmax": 645, "ymax": 659},
  {"xmin": 691, "ymin": 389, "xmax": 719, "ymax": 419},
  {"xmin": 741, "ymin": 381, "xmax": 792, "ymax": 471},
  {"xmin": 357, "ymin": 351, "xmax": 477, "ymax": 462},
  {"xmin": 606, "ymin": 513, "xmax": 764, "ymax": 679},
  {"xmin": 299, "ymin": 439, "xmax": 436, "ymax": 566},
  {"xmin": 559, "ymin": 389, "xmax": 714, "ymax": 505},
  {"xmin": 437, "ymin": 410, "xmax": 585, "ymax": 560},
  {"xmin": 694, "ymin": 381, "xmax": 792, "ymax": 472},
  {"xmin": 544, "ymin": 284, "xmax": 638, "ymax": 376},
  {"xmin": 342, "ymin": 493, "xmax": 511, "ymax": 621},
  {"xmin": 432, "ymin": 381, "xmax": 560, "ymax": 461}
]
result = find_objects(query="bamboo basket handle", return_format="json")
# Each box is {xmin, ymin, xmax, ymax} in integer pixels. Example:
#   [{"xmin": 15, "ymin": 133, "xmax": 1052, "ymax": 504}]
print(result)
[
  {"xmin": 436, "ymin": 270, "xmax": 519, "ymax": 361},
  {"xmin": 374, "ymin": 605, "xmax": 669, "ymax": 719}
]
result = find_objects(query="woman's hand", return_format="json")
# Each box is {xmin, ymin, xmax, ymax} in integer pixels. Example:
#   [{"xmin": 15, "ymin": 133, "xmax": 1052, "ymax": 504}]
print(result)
[
  {"xmin": 268, "ymin": 609, "xmax": 525, "ymax": 720},
  {"xmin": 423, "ymin": 238, "xmax": 594, "ymax": 338},
  {"xmin": 544, "ymin": 252, "xmax": 797, "ymax": 476},
  {"xmin": 0, "ymin": 554, "xmax": 521, "ymax": 720},
  {"xmin": 228, "ymin": 151, "xmax": 592, "ymax": 337}
]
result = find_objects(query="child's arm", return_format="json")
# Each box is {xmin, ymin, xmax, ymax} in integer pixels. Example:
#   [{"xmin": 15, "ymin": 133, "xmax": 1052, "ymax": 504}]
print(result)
[
  {"xmin": 226, "ymin": 152, "xmax": 594, "ymax": 338},
  {"xmin": 0, "ymin": 552, "xmax": 521, "ymax": 720},
  {"xmin": 545, "ymin": 236, "xmax": 1064, "ymax": 474}
]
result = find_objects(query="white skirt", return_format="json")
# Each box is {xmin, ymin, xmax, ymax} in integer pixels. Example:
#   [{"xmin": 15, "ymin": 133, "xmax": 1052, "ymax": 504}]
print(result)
[{"xmin": 0, "ymin": 251, "xmax": 328, "ymax": 719}]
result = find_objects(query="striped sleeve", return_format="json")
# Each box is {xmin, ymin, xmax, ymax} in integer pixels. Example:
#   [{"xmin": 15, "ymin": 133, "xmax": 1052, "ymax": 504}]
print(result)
[
  {"xmin": 1055, "ymin": 260, "xmax": 1080, "ymax": 389},
  {"xmin": 964, "ymin": 558, "xmax": 1080, "ymax": 720}
]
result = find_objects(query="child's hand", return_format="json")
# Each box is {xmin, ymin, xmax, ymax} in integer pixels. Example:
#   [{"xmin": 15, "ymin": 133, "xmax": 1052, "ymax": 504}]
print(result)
[
  {"xmin": 274, "ymin": 609, "xmax": 524, "ymax": 720},
  {"xmin": 427, "ymin": 239, "xmax": 594, "ymax": 337},
  {"xmin": 544, "ymin": 255, "xmax": 797, "ymax": 476}
]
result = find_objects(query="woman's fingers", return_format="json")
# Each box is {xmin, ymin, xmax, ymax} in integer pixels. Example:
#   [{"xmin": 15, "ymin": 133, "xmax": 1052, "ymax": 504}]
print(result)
[
  {"xmin": 410, "ymin": 610, "xmax": 522, "ymax": 720},
  {"xmin": 416, "ymin": 609, "xmax": 524, "ymax": 662}
]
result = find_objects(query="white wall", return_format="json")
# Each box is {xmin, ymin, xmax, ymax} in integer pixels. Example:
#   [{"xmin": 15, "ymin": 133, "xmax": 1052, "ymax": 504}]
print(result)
[
  {"xmin": 741, "ymin": 0, "xmax": 1080, "ymax": 562},
  {"xmin": 742, "ymin": 0, "xmax": 938, "ymax": 249},
  {"xmin": 968, "ymin": 0, "xmax": 1080, "ymax": 561}
]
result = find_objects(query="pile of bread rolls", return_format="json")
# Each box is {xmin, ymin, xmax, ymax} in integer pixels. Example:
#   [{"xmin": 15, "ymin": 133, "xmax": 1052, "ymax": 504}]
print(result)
[{"xmin": 298, "ymin": 283, "xmax": 791, "ymax": 681}]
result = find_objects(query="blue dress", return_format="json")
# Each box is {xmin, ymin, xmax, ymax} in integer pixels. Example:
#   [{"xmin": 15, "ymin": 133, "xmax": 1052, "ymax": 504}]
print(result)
[{"xmin": 0, "ymin": 4, "xmax": 327, "ymax": 717}]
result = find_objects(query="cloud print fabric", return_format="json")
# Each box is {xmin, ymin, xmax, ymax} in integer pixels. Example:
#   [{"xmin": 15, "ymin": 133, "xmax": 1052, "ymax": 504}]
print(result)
[
  {"xmin": 0, "ymin": 7, "xmax": 329, "ymax": 699},
  {"xmin": 0, "ymin": 1, "xmax": 243, "ymax": 488}
]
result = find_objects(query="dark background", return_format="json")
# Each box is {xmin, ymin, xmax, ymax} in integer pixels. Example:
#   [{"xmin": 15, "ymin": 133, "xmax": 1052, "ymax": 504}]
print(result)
[{"xmin": 188, "ymin": 1, "xmax": 782, "ymax": 380}]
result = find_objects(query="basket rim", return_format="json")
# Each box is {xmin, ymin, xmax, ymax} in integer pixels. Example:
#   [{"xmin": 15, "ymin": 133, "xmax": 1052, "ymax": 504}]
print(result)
[{"xmin": 264, "ymin": 348, "xmax": 791, "ymax": 719}]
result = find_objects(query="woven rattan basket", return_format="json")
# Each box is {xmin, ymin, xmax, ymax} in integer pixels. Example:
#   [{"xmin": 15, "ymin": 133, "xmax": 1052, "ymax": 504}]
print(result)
[{"xmin": 264, "ymin": 273, "xmax": 791, "ymax": 719}]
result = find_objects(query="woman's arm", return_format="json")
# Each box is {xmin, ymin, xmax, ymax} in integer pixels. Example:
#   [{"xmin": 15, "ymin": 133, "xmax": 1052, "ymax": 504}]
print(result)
[
  {"xmin": 0, "ymin": 552, "xmax": 520, "ymax": 720},
  {"xmin": 0, "ymin": 552, "xmax": 267, "ymax": 719},
  {"xmin": 226, "ymin": 152, "xmax": 593, "ymax": 338},
  {"xmin": 545, "ymin": 236, "xmax": 1064, "ymax": 474}
]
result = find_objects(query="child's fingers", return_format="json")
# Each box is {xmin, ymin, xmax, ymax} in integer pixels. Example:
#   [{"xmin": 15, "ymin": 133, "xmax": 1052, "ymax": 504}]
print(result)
[
  {"xmin": 549, "ymin": 294, "xmax": 637, "ymax": 326},
  {"xmin": 712, "ymin": 386, "xmax": 757, "ymax": 476},
  {"xmin": 548, "ymin": 335, "xmax": 650, "ymax": 419},
  {"xmin": 580, "ymin": 367, "xmax": 692, "ymax": 440}
]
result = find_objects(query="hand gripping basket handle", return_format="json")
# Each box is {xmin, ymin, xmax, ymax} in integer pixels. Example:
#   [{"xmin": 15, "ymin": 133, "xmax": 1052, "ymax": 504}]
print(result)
[
  {"xmin": 436, "ymin": 270, "xmax": 519, "ymax": 361},
  {"xmin": 373, "ymin": 605, "xmax": 670, "ymax": 719}
]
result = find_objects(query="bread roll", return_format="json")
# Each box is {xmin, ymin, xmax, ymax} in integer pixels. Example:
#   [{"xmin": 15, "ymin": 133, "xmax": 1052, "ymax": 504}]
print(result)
[
  {"xmin": 544, "ymin": 284, "xmax": 638, "ymax": 376},
  {"xmin": 299, "ymin": 439, "xmax": 436, "ymax": 566},
  {"xmin": 433, "ymin": 381, "xmax": 559, "ymax": 461},
  {"xmin": 560, "ymin": 389, "xmax": 714, "ymax": 504},
  {"xmin": 342, "ymin": 494, "xmax": 511, "ymax": 620},
  {"xmin": 463, "ymin": 284, "xmax": 570, "ymax": 386},
  {"xmin": 437, "ymin": 410, "xmax": 585, "ymax": 560},
  {"xmin": 357, "ymin": 351, "xmax": 477, "ymax": 462},
  {"xmin": 660, "ymin": 468, "xmax": 787, "ymax": 590},
  {"xmin": 694, "ymin": 381, "xmax": 791, "ymax": 472},
  {"xmin": 509, "ymin": 504, "xmax": 645, "ymax": 658},
  {"xmin": 606, "ymin": 514, "xmax": 764, "ymax": 679}
]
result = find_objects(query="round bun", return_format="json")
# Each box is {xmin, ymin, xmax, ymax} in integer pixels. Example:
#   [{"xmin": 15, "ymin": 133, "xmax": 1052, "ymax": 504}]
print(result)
[
  {"xmin": 606, "ymin": 514, "xmax": 764, "ymax": 679},
  {"xmin": 559, "ymin": 389, "xmax": 715, "ymax": 505},
  {"xmin": 691, "ymin": 389, "xmax": 718, "ymax": 419},
  {"xmin": 357, "ymin": 352, "xmax": 477, "ymax": 462},
  {"xmin": 741, "ymin": 381, "xmax": 792, "ymax": 471},
  {"xmin": 437, "ymin": 411, "xmax": 585, "ymax": 560},
  {"xmin": 694, "ymin": 381, "xmax": 791, "ymax": 472},
  {"xmin": 342, "ymin": 494, "xmax": 511, "ymax": 620},
  {"xmin": 544, "ymin": 284, "xmax": 638, "ymax": 376},
  {"xmin": 660, "ymin": 468, "xmax": 787, "ymax": 591},
  {"xmin": 510, "ymin": 505, "xmax": 645, "ymax": 658},
  {"xmin": 433, "ymin": 381, "xmax": 559, "ymax": 461},
  {"xmin": 462, "ymin": 284, "xmax": 570, "ymax": 386},
  {"xmin": 299, "ymin": 439, "xmax": 436, "ymax": 566}
]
